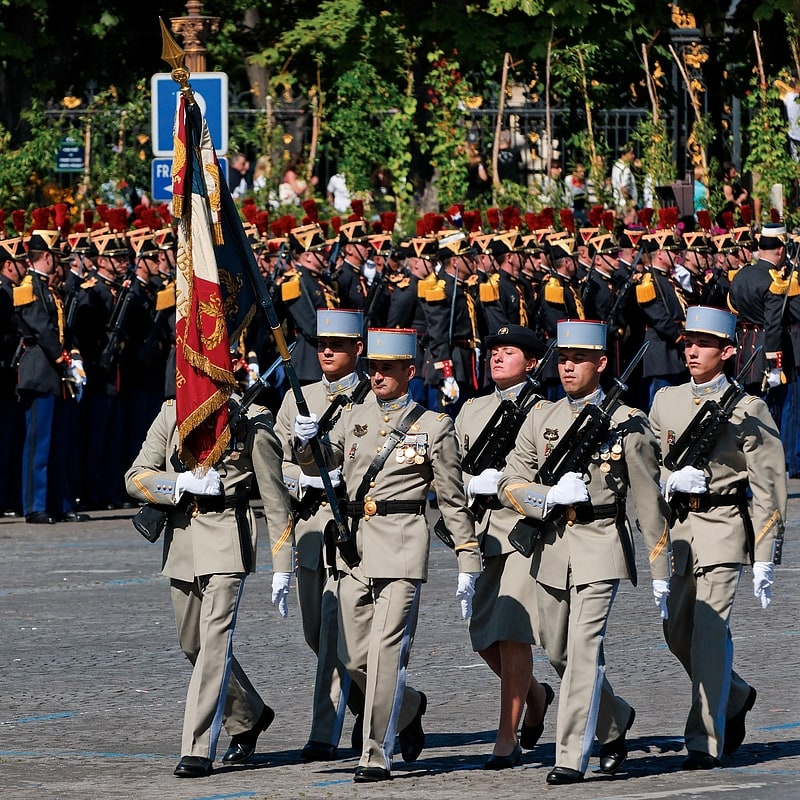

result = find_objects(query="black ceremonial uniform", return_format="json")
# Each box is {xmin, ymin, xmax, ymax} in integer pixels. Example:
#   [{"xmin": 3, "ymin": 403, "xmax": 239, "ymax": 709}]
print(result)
[
  {"xmin": 0, "ymin": 273, "xmax": 23, "ymax": 515},
  {"xmin": 482, "ymin": 270, "xmax": 530, "ymax": 333}
]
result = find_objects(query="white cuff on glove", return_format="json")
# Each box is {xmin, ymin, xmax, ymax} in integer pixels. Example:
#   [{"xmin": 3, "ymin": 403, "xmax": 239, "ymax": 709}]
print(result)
[
  {"xmin": 665, "ymin": 466, "xmax": 707, "ymax": 498},
  {"xmin": 752, "ymin": 561, "xmax": 774, "ymax": 609},
  {"xmin": 456, "ymin": 571, "xmax": 480, "ymax": 620},
  {"xmin": 174, "ymin": 467, "xmax": 222, "ymax": 502},
  {"xmin": 652, "ymin": 578, "xmax": 670, "ymax": 620},
  {"xmin": 466, "ymin": 468, "xmax": 503, "ymax": 504},
  {"xmin": 545, "ymin": 471, "xmax": 589, "ymax": 512},
  {"xmin": 441, "ymin": 376, "xmax": 460, "ymax": 404},
  {"xmin": 766, "ymin": 368, "xmax": 782, "ymax": 389},
  {"xmin": 294, "ymin": 413, "xmax": 318, "ymax": 447},
  {"xmin": 271, "ymin": 571, "xmax": 292, "ymax": 618},
  {"xmin": 298, "ymin": 469, "xmax": 342, "ymax": 496},
  {"xmin": 246, "ymin": 358, "xmax": 260, "ymax": 388}
]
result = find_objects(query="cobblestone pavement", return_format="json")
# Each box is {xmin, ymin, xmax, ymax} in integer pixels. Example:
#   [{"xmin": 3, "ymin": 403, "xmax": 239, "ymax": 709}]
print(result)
[{"xmin": 1, "ymin": 486, "xmax": 799, "ymax": 800}]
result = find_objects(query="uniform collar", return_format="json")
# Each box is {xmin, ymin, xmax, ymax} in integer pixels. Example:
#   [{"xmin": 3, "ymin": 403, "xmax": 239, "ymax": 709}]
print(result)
[
  {"xmin": 690, "ymin": 373, "xmax": 728, "ymax": 398},
  {"xmin": 567, "ymin": 387, "xmax": 603, "ymax": 414},
  {"xmin": 322, "ymin": 371, "xmax": 359, "ymax": 396},
  {"xmin": 377, "ymin": 392, "xmax": 413, "ymax": 413},
  {"xmin": 495, "ymin": 380, "xmax": 529, "ymax": 402}
]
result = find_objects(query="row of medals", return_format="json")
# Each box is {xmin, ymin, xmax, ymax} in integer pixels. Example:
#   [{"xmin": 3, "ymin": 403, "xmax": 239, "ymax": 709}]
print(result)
[
  {"xmin": 396, "ymin": 441, "xmax": 426, "ymax": 465},
  {"xmin": 592, "ymin": 440, "xmax": 623, "ymax": 473}
]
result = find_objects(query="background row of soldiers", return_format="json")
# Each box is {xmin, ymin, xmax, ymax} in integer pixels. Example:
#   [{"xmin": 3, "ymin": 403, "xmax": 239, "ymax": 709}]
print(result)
[{"xmin": 1, "ymin": 198, "xmax": 797, "ymax": 519}]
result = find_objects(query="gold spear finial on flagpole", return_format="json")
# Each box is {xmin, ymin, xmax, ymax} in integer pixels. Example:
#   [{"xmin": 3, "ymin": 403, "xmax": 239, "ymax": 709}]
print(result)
[{"xmin": 159, "ymin": 17, "xmax": 194, "ymax": 102}]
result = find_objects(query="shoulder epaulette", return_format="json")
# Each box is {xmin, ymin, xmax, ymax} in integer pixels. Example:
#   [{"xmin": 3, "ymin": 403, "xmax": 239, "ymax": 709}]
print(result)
[
  {"xmin": 768, "ymin": 269, "xmax": 788, "ymax": 295},
  {"xmin": 12, "ymin": 275, "xmax": 34, "ymax": 307},
  {"xmin": 465, "ymin": 397, "xmax": 474, "ymax": 405},
  {"xmin": 417, "ymin": 271, "xmax": 438, "ymax": 299},
  {"xmin": 534, "ymin": 400, "xmax": 548, "ymax": 410},
  {"xmin": 635, "ymin": 272, "xmax": 657, "ymax": 304},
  {"xmin": 424, "ymin": 279, "xmax": 447, "ymax": 303},
  {"xmin": 280, "ymin": 271, "xmax": 302, "ymax": 302},
  {"xmin": 394, "ymin": 276, "xmax": 411, "ymax": 289},
  {"xmin": 155, "ymin": 282, "xmax": 176, "ymax": 311},
  {"xmin": 80, "ymin": 276, "xmax": 97, "ymax": 290},
  {"xmin": 743, "ymin": 395, "xmax": 759, "ymax": 405},
  {"xmin": 437, "ymin": 412, "xmax": 447, "ymax": 420},
  {"xmin": 789, "ymin": 272, "xmax": 800, "ymax": 296},
  {"xmin": 543, "ymin": 276, "xmax": 564, "ymax": 305},
  {"xmin": 727, "ymin": 268, "xmax": 739, "ymax": 283},
  {"xmin": 479, "ymin": 272, "xmax": 500, "ymax": 303}
]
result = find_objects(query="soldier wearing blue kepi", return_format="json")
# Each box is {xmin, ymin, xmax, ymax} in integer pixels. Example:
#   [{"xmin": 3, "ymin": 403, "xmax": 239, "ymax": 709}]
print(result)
[
  {"xmin": 499, "ymin": 319, "xmax": 671, "ymax": 784},
  {"xmin": 292, "ymin": 327, "xmax": 482, "ymax": 782},
  {"xmin": 649, "ymin": 306, "xmax": 787, "ymax": 770},
  {"xmin": 273, "ymin": 308, "xmax": 367, "ymax": 761}
]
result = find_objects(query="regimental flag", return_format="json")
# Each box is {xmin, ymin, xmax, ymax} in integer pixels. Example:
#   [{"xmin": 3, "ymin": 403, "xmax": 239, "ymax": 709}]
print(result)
[{"xmin": 171, "ymin": 95, "xmax": 257, "ymax": 469}]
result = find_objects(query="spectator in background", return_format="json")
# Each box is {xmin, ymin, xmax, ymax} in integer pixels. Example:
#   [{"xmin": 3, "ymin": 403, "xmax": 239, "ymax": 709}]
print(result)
[
  {"xmin": 229, "ymin": 152, "xmax": 250, "ymax": 200},
  {"xmin": 279, "ymin": 156, "xmax": 317, "ymax": 206},
  {"xmin": 717, "ymin": 162, "xmax": 749, "ymax": 226},
  {"xmin": 776, "ymin": 77, "xmax": 800, "ymax": 162},
  {"xmin": 611, "ymin": 145, "xmax": 637, "ymax": 212},
  {"xmin": 252, "ymin": 156, "xmax": 269, "ymax": 192},
  {"xmin": 693, "ymin": 165, "xmax": 709, "ymax": 214},
  {"xmin": 326, "ymin": 172, "xmax": 351, "ymax": 213},
  {"xmin": 465, "ymin": 142, "xmax": 491, "ymax": 201},
  {"xmin": 496, "ymin": 130, "xmax": 523, "ymax": 185},
  {"xmin": 369, "ymin": 166, "xmax": 396, "ymax": 213},
  {"xmin": 536, "ymin": 160, "xmax": 568, "ymax": 208},
  {"xmin": 564, "ymin": 163, "xmax": 588, "ymax": 226}
]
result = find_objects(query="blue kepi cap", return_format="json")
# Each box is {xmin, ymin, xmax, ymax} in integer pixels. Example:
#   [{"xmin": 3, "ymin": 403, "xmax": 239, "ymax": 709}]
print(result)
[
  {"xmin": 317, "ymin": 309, "xmax": 363, "ymax": 338},
  {"xmin": 557, "ymin": 319, "xmax": 606, "ymax": 350},
  {"xmin": 684, "ymin": 306, "xmax": 736, "ymax": 343},
  {"xmin": 367, "ymin": 328, "xmax": 417, "ymax": 360}
]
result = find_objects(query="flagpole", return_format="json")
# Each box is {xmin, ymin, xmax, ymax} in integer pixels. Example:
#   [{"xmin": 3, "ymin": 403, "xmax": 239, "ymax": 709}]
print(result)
[{"xmin": 159, "ymin": 20, "xmax": 359, "ymax": 566}]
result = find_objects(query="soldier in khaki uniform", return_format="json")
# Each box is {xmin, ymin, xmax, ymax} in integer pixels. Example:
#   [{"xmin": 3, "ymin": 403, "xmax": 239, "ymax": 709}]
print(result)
[
  {"xmin": 274, "ymin": 309, "xmax": 367, "ymax": 760},
  {"xmin": 125, "ymin": 398, "xmax": 294, "ymax": 778},
  {"xmin": 649, "ymin": 306, "xmax": 787, "ymax": 769},
  {"xmin": 292, "ymin": 328, "xmax": 482, "ymax": 782},
  {"xmin": 455, "ymin": 325, "xmax": 553, "ymax": 769},
  {"xmin": 499, "ymin": 320, "xmax": 671, "ymax": 784}
]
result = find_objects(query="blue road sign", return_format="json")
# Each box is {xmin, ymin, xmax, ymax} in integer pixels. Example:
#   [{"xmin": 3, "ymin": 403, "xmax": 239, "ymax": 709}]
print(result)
[
  {"xmin": 151, "ymin": 156, "xmax": 228, "ymax": 203},
  {"xmin": 151, "ymin": 72, "xmax": 228, "ymax": 157}
]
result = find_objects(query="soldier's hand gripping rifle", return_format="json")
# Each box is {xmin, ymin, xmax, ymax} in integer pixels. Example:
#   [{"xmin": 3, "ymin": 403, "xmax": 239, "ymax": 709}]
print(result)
[
  {"xmin": 292, "ymin": 375, "xmax": 371, "ymax": 522},
  {"xmin": 160, "ymin": 18, "xmax": 361, "ymax": 568},
  {"xmin": 433, "ymin": 339, "xmax": 556, "ymax": 547},
  {"xmin": 507, "ymin": 342, "xmax": 649, "ymax": 580}
]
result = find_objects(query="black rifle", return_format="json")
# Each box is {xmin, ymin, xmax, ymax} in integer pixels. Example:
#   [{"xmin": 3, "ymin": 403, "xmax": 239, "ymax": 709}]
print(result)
[
  {"xmin": 9, "ymin": 336, "xmax": 24, "ymax": 370},
  {"xmin": 361, "ymin": 262, "xmax": 386, "ymax": 337},
  {"xmin": 507, "ymin": 342, "xmax": 649, "ymax": 582},
  {"xmin": 98, "ymin": 269, "xmax": 135, "ymax": 372},
  {"xmin": 606, "ymin": 249, "xmax": 644, "ymax": 337},
  {"xmin": 132, "ymin": 347, "xmax": 292, "ymax": 543},
  {"xmin": 662, "ymin": 347, "xmax": 776, "ymax": 563},
  {"xmin": 434, "ymin": 340, "xmax": 556, "ymax": 547},
  {"xmin": 292, "ymin": 375, "xmax": 371, "ymax": 522}
]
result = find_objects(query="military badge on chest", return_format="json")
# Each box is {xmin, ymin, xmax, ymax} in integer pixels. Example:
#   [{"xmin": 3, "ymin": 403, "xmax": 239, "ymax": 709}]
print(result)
[
  {"xmin": 590, "ymin": 426, "xmax": 624, "ymax": 474},
  {"xmin": 353, "ymin": 424, "xmax": 368, "ymax": 437},
  {"xmin": 543, "ymin": 427, "xmax": 558, "ymax": 458},
  {"xmin": 395, "ymin": 433, "xmax": 428, "ymax": 465}
]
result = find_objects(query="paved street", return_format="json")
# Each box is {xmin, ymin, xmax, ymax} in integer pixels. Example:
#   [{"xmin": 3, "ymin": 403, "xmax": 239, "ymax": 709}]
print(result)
[{"xmin": 1, "ymin": 487, "xmax": 799, "ymax": 800}]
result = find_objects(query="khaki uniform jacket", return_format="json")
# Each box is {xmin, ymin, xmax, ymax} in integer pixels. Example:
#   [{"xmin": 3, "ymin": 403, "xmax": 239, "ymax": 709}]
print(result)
[
  {"xmin": 275, "ymin": 376, "xmax": 360, "ymax": 570},
  {"xmin": 499, "ymin": 397, "xmax": 671, "ymax": 589},
  {"xmin": 299, "ymin": 396, "xmax": 482, "ymax": 581},
  {"xmin": 455, "ymin": 391, "xmax": 532, "ymax": 557},
  {"xmin": 649, "ymin": 381, "xmax": 787, "ymax": 572},
  {"xmin": 125, "ymin": 399, "xmax": 294, "ymax": 581}
]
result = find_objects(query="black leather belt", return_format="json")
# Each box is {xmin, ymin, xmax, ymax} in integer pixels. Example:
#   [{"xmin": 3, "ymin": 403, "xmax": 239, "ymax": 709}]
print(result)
[
  {"xmin": 347, "ymin": 500, "xmax": 426, "ymax": 518},
  {"xmin": 671, "ymin": 492, "xmax": 740, "ymax": 514},
  {"xmin": 191, "ymin": 494, "xmax": 245, "ymax": 514},
  {"xmin": 559, "ymin": 501, "xmax": 622, "ymax": 526}
]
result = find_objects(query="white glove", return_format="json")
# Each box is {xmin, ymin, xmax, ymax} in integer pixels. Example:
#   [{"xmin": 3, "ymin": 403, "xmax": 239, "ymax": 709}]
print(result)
[
  {"xmin": 271, "ymin": 571, "xmax": 292, "ymax": 618},
  {"xmin": 294, "ymin": 413, "xmax": 318, "ymax": 446},
  {"xmin": 456, "ymin": 572, "xmax": 480, "ymax": 620},
  {"xmin": 68, "ymin": 359, "xmax": 86, "ymax": 386},
  {"xmin": 467, "ymin": 468, "xmax": 503, "ymax": 504},
  {"xmin": 246, "ymin": 357, "xmax": 260, "ymax": 388},
  {"xmin": 672, "ymin": 263, "xmax": 693, "ymax": 292},
  {"xmin": 175, "ymin": 467, "xmax": 222, "ymax": 501},
  {"xmin": 362, "ymin": 259, "xmax": 377, "ymax": 285},
  {"xmin": 665, "ymin": 465, "xmax": 707, "ymax": 497},
  {"xmin": 752, "ymin": 561, "xmax": 774, "ymax": 609},
  {"xmin": 766, "ymin": 368, "xmax": 782, "ymax": 389},
  {"xmin": 546, "ymin": 471, "xmax": 589, "ymax": 509},
  {"xmin": 652, "ymin": 578, "xmax": 670, "ymax": 620},
  {"xmin": 441, "ymin": 376, "xmax": 460, "ymax": 404},
  {"xmin": 298, "ymin": 469, "xmax": 342, "ymax": 492}
]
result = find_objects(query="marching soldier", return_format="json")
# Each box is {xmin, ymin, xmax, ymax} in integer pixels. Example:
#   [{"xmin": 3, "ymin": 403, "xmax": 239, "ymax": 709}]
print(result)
[
  {"xmin": 273, "ymin": 309, "xmax": 367, "ymax": 760},
  {"xmin": 649, "ymin": 306, "xmax": 787, "ymax": 769},
  {"xmin": 334, "ymin": 219, "xmax": 372, "ymax": 311},
  {"xmin": 276, "ymin": 223, "xmax": 339, "ymax": 384},
  {"xmin": 124, "ymin": 395, "xmax": 295, "ymax": 778},
  {"xmin": 481, "ymin": 230, "xmax": 531, "ymax": 333},
  {"xmin": 499, "ymin": 320, "xmax": 671, "ymax": 784},
  {"xmin": 14, "ymin": 231, "xmax": 88, "ymax": 523},
  {"xmin": 292, "ymin": 328, "xmax": 482, "ymax": 782},
  {"xmin": 455, "ymin": 325, "xmax": 553, "ymax": 769}
]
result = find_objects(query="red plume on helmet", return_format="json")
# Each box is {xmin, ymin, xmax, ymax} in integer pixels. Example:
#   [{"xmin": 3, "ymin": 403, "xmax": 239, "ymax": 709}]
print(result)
[
  {"xmin": 107, "ymin": 207, "xmax": 129, "ymax": 232},
  {"xmin": 559, "ymin": 208, "xmax": 575, "ymax": 234},
  {"xmin": 770, "ymin": 207, "xmax": 782, "ymax": 223},
  {"xmin": 11, "ymin": 209, "xmax": 26, "ymax": 232},
  {"xmin": 31, "ymin": 207, "xmax": 52, "ymax": 230},
  {"xmin": 53, "ymin": 203, "xmax": 69, "ymax": 232},
  {"xmin": 540, "ymin": 207, "xmax": 555, "ymax": 228},
  {"xmin": 601, "ymin": 210, "xmax": 616, "ymax": 233},
  {"xmin": 637, "ymin": 207, "xmax": 654, "ymax": 230},
  {"xmin": 302, "ymin": 198, "xmax": 319, "ymax": 221},
  {"xmin": 524, "ymin": 212, "xmax": 539, "ymax": 232},
  {"xmin": 379, "ymin": 211, "xmax": 397, "ymax": 232},
  {"xmin": 157, "ymin": 203, "xmax": 172, "ymax": 225},
  {"xmin": 721, "ymin": 211, "xmax": 735, "ymax": 231},
  {"xmin": 82, "ymin": 210, "xmax": 94, "ymax": 228},
  {"xmin": 241, "ymin": 198, "xmax": 258, "ymax": 225},
  {"xmin": 256, "ymin": 210, "xmax": 269, "ymax": 236},
  {"xmin": 739, "ymin": 204, "xmax": 752, "ymax": 225},
  {"xmin": 657, "ymin": 206, "xmax": 678, "ymax": 229},
  {"xmin": 696, "ymin": 210, "xmax": 712, "ymax": 231},
  {"xmin": 330, "ymin": 215, "xmax": 342, "ymax": 235},
  {"xmin": 588, "ymin": 205, "xmax": 604, "ymax": 227},
  {"xmin": 485, "ymin": 207, "xmax": 500, "ymax": 232},
  {"xmin": 462, "ymin": 210, "xmax": 481, "ymax": 232},
  {"xmin": 350, "ymin": 198, "xmax": 364, "ymax": 218}
]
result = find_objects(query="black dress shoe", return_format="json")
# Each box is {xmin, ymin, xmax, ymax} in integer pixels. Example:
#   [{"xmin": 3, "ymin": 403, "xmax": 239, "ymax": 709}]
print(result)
[
  {"xmin": 351, "ymin": 713, "xmax": 364, "ymax": 751},
  {"xmin": 221, "ymin": 705, "xmax": 275, "ymax": 764},
  {"xmin": 59, "ymin": 511, "xmax": 90, "ymax": 522},
  {"xmin": 520, "ymin": 682, "xmax": 555, "ymax": 749},
  {"xmin": 26, "ymin": 512, "xmax": 56, "ymax": 524},
  {"xmin": 599, "ymin": 706, "xmax": 636, "ymax": 774},
  {"xmin": 723, "ymin": 686, "xmax": 756, "ymax": 755},
  {"xmin": 484, "ymin": 743, "xmax": 522, "ymax": 770},
  {"xmin": 174, "ymin": 755, "xmax": 213, "ymax": 777},
  {"xmin": 682, "ymin": 750, "xmax": 721, "ymax": 770},
  {"xmin": 546, "ymin": 766, "xmax": 584, "ymax": 784},
  {"xmin": 398, "ymin": 691, "xmax": 426, "ymax": 762},
  {"xmin": 353, "ymin": 766, "xmax": 391, "ymax": 782},
  {"xmin": 301, "ymin": 741, "xmax": 338, "ymax": 761}
]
